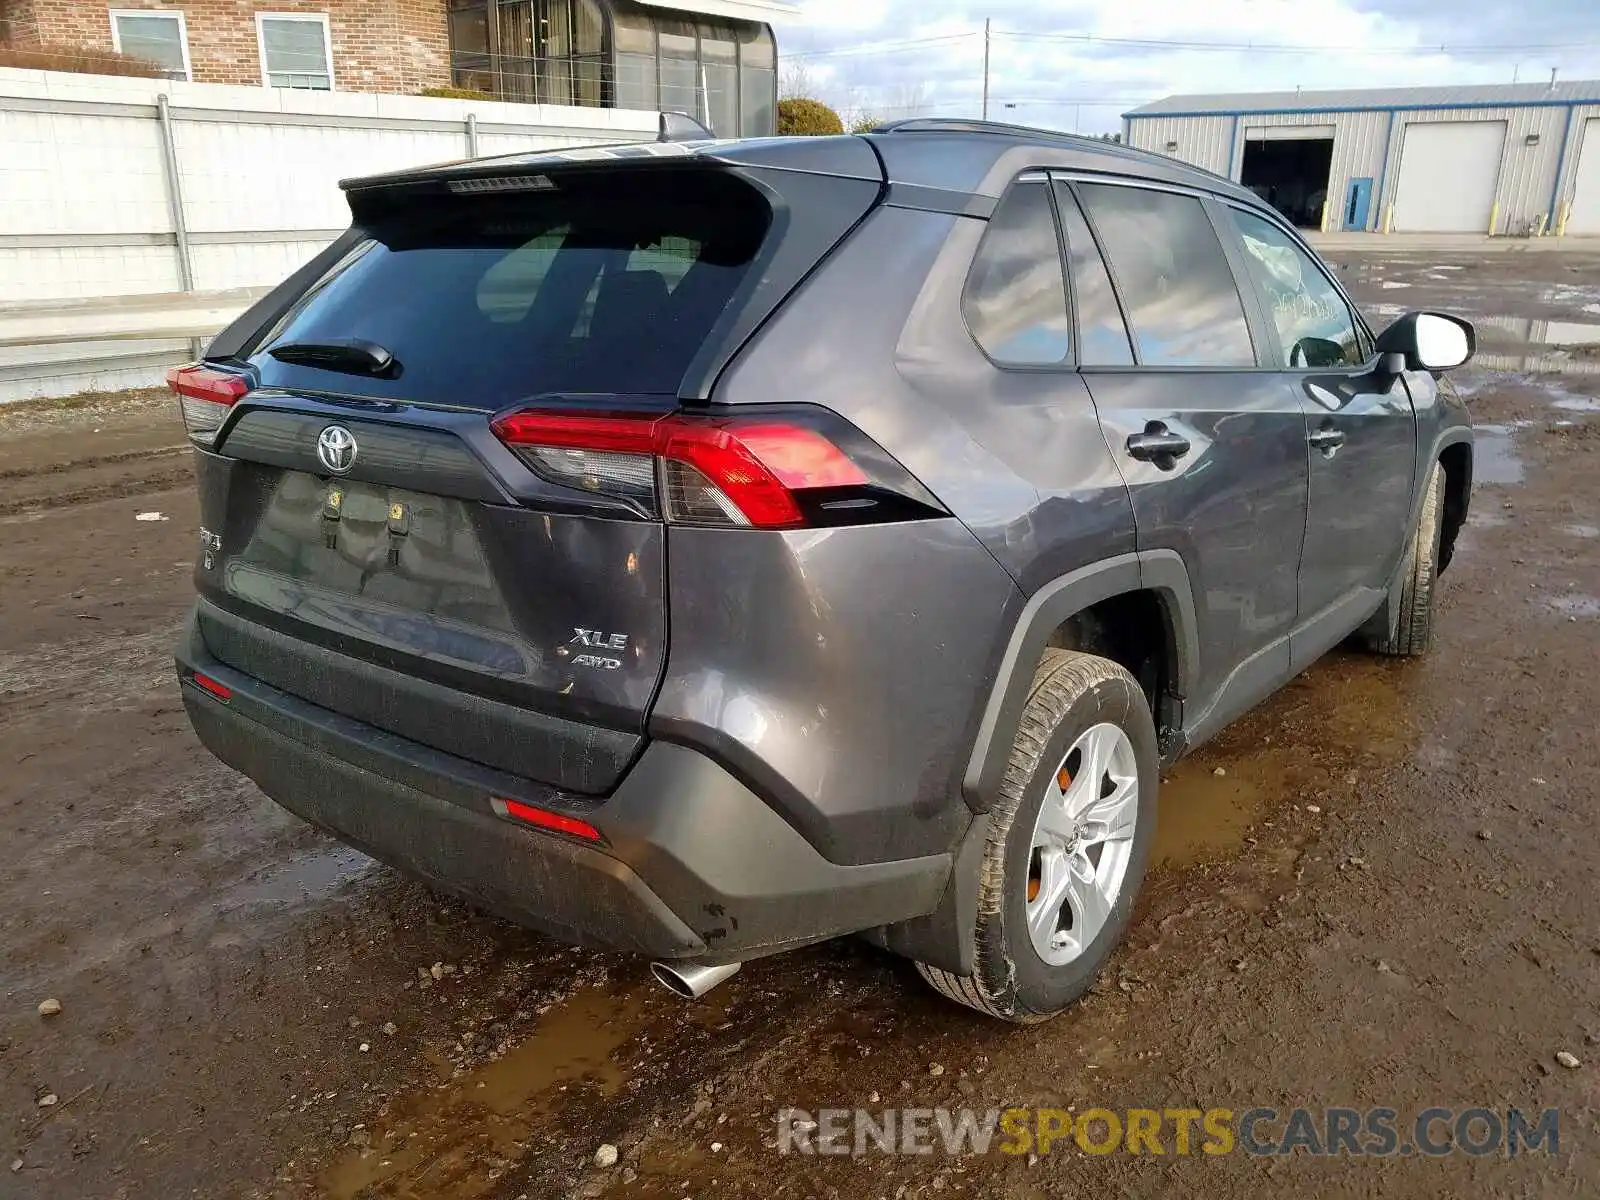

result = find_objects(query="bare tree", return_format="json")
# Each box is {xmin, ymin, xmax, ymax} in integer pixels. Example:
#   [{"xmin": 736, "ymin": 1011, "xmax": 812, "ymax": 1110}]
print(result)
[
  {"xmin": 780, "ymin": 58, "xmax": 817, "ymax": 100},
  {"xmin": 834, "ymin": 83, "xmax": 879, "ymax": 131},
  {"xmin": 891, "ymin": 82, "xmax": 929, "ymax": 118}
]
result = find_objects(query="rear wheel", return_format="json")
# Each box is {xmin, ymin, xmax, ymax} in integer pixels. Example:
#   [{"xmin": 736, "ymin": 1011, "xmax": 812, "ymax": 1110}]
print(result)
[
  {"xmin": 1366, "ymin": 462, "xmax": 1442, "ymax": 657},
  {"xmin": 917, "ymin": 649, "xmax": 1158, "ymax": 1022}
]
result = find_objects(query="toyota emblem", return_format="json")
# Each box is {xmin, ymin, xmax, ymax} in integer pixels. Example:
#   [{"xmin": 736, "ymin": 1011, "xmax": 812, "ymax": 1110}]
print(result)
[{"xmin": 316, "ymin": 425, "xmax": 358, "ymax": 474}]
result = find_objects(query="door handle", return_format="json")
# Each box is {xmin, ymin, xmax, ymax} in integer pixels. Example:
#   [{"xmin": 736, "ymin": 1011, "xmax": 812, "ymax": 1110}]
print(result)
[
  {"xmin": 1126, "ymin": 423, "xmax": 1192, "ymax": 469},
  {"xmin": 1308, "ymin": 427, "xmax": 1346, "ymax": 456}
]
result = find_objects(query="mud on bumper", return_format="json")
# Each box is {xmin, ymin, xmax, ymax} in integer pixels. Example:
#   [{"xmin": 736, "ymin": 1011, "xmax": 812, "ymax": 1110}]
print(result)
[{"xmin": 176, "ymin": 612, "xmax": 949, "ymax": 963}]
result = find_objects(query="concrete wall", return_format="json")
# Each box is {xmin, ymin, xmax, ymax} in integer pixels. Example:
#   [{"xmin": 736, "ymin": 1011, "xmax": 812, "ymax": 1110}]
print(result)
[
  {"xmin": 0, "ymin": 65, "xmax": 659, "ymax": 400},
  {"xmin": 1128, "ymin": 101, "xmax": 1600, "ymax": 237}
]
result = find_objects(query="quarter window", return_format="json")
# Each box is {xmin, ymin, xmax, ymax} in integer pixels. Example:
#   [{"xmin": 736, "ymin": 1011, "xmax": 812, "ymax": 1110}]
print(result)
[
  {"xmin": 257, "ymin": 13, "xmax": 334, "ymax": 90},
  {"xmin": 1076, "ymin": 184, "xmax": 1256, "ymax": 368},
  {"xmin": 1230, "ymin": 209, "xmax": 1364, "ymax": 368},
  {"xmin": 963, "ymin": 180, "xmax": 1072, "ymax": 367},
  {"xmin": 110, "ymin": 10, "xmax": 189, "ymax": 80}
]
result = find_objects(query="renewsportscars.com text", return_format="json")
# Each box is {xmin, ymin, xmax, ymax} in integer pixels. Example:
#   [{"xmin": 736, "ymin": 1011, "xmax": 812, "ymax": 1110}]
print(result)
[{"xmin": 776, "ymin": 1106, "xmax": 1560, "ymax": 1158}]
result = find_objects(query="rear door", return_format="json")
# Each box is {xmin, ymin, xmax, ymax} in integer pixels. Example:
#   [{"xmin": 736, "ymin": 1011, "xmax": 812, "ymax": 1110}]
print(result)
[
  {"xmin": 1065, "ymin": 179, "xmax": 1310, "ymax": 737},
  {"xmin": 188, "ymin": 166, "xmax": 805, "ymax": 793},
  {"xmin": 1219, "ymin": 205, "xmax": 1416, "ymax": 668}
]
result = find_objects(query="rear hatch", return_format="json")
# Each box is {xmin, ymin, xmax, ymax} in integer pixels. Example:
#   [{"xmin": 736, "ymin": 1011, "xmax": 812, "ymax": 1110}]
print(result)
[{"xmin": 180, "ymin": 153, "xmax": 883, "ymax": 793}]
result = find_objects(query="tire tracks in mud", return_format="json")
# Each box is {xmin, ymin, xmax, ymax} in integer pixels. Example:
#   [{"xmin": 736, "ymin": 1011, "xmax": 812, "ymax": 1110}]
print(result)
[{"xmin": 0, "ymin": 444, "xmax": 192, "ymax": 517}]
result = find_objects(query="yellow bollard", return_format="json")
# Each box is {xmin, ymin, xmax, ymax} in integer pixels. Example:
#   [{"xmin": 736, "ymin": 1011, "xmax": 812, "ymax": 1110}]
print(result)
[
  {"xmin": 1557, "ymin": 202, "xmax": 1571, "ymax": 237},
  {"xmin": 1488, "ymin": 200, "xmax": 1500, "ymax": 236},
  {"xmin": 1382, "ymin": 204, "xmax": 1394, "ymax": 234}
]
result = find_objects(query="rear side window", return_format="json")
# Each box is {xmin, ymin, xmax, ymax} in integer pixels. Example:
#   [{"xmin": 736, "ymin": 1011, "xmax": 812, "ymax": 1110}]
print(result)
[
  {"xmin": 1076, "ymin": 184, "xmax": 1256, "ymax": 368},
  {"xmin": 1054, "ymin": 183, "xmax": 1134, "ymax": 367},
  {"xmin": 962, "ymin": 179, "xmax": 1072, "ymax": 366},
  {"xmin": 250, "ymin": 171, "xmax": 770, "ymax": 406}
]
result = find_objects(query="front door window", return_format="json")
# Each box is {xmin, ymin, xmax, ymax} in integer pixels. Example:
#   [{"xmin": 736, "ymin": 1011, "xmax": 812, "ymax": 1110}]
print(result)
[{"xmin": 1228, "ymin": 209, "xmax": 1364, "ymax": 368}]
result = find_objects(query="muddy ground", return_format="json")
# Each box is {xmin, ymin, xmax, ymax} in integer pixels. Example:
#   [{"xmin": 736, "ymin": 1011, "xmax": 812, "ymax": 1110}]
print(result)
[{"xmin": 3, "ymin": 252, "xmax": 1599, "ymax": 1199}]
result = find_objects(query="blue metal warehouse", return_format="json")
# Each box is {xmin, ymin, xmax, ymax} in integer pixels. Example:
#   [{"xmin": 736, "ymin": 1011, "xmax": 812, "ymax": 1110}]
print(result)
[{"xmin": 1124, "ymin": 80, "xmax": 1600, "ymax": 236}]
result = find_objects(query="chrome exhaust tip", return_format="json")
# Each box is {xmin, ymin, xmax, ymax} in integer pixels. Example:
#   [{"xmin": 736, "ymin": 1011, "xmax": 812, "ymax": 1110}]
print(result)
[{"xmin": 649, "ymin": 960, "xmax": 741, "ymax": 1000}]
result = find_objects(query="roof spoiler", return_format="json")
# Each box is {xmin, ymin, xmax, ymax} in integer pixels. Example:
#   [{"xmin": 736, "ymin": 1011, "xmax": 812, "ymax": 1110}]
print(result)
[{"xmin": 659, "ymin": 111, "xmax": 715, "ymax": 143}]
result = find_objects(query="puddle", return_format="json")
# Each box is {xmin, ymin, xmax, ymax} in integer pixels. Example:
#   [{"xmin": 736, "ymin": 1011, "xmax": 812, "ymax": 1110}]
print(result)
[
  {"xmin": 217, "ymin": 844, "xmax": 375, "ymax": 912},
  {"xmin": 1546, "ymin": 594, "xmax": 1600, "ymax": 618},
  {"xmin": 320, "ymin": 987, "xmax": 643, "ymax": 1200},
  {"xmin": 1472, "ymin": 316, "xmax": 1600, "ymax": 376},
  {"xmin": 1471, "ymin": 424, "xmax": 1526, "ymax": 485},
  {"xmin": 1559, "ymin": 523, "xmax": 1600, "ymax": 539},
  {"xmin": 1155, "ymin": 658, "xmax": 1414, "ymax": 868},
  {"xmin": 1155, "ymin": 758, "xmax": 1274, "ymax": 866},
  {"xmin": 1553, "ymin": 394, "xmax": 1600, "ymax": 412},
  {"xmin": 1540, "ymin": 284, "xmax": 1600, "ymax": 306},
  {"xmin": 1545, "ymin": 321, "xmax": 1600, "ymax": 347}
]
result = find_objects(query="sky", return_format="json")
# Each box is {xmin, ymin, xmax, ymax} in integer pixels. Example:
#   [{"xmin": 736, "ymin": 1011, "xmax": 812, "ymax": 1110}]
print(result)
[{"xmin": 771, "ymin": 0, "xmax": 1600, "ymax": 133}]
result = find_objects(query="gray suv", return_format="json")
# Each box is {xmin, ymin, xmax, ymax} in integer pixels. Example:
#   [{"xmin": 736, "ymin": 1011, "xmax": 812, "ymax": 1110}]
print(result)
[{"xmin": 171, "ymin": 120, "xmax": 1475, "ymax": 1021}]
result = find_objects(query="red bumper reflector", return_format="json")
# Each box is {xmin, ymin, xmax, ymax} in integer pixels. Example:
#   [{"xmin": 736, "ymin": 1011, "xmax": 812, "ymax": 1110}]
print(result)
[
  {"xmin": 498, "ymin": 798, "xmax": 602, "ymax": 842},
  {"xmin": 191, "ymin": 672, "xmax": 232, "ymax": 701}
]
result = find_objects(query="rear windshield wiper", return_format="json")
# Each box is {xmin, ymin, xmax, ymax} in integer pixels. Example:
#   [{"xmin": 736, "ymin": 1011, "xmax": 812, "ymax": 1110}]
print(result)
[{"xmin": 267, "ymin": 338, "xmax": 399, "ymax": 378}]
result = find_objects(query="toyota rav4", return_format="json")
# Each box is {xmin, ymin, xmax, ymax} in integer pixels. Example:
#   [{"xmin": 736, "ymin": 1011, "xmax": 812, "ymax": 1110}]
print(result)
[{"xmin": 172, "ymin": 120, "xmax": 1475, "ymax": 1021}]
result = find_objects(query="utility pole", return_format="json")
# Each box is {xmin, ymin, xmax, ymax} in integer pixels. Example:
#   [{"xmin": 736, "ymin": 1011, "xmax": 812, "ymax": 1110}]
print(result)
[{"xmin": 981, "ymin": 19, "xmax": 991, "ymax": 120}]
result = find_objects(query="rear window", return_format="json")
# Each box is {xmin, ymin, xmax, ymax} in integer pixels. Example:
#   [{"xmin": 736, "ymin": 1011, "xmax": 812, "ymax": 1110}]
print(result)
[{"xmin": 248, "ymin": 171, "xmax": 771, "ymax": 406}]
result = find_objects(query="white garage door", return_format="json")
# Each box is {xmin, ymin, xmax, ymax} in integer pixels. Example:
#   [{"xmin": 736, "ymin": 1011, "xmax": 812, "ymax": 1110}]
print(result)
[
  {"xmin": 1565, "ymin": 119, "xmax": 1600, "ymax": 234},
  {"xmin": 1390, "ymin": 121, "xmax": 1507, "ymax": 233}
]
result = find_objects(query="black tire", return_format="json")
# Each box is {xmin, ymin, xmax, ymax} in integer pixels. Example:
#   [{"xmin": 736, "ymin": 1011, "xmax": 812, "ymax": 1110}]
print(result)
[
  {"xmin": 1367, "ymin": 462, "xmax": 1442, "ymax": 657},
  {"xmin": 916, "ymin": 649, "xmax": 1158, "ymax": 1022}
]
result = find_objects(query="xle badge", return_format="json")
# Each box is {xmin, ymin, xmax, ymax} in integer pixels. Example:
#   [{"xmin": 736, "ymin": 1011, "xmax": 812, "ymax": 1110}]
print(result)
[
  {"xmin": 568, "ymin": 628, "xmax": 628, "ymax": 671},
  {"xmin": 199, "ymin": 528, "xmax": 222, "ymax": 570}
]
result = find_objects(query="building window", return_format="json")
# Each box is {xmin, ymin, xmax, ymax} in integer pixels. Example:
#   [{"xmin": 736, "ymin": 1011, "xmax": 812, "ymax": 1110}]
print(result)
[
  {"xmin": 448, "ymin": 5, "xmax": 492, "ymax": 92},
  {"xmin": 612, "ymin": 3, "xmax": 655, "ymax": 110},
  {"xmin": 109, "ymin": 10, "xmax": 190, "ymax": 81},
  {"xmin": 256, "ymin": 13, "xmax": 334, "ymax": 91},
  {"xmin": 655, "ymin": 17, "xmax": 697, "ymax": 117},
  {"xmin": 700, "ymin": 22, "xmax": 736, "ymax": 138},
  {"xmin": 447, "ymin": 0, "xmax": 607, "ymax": 105},
  {"xmin": 737, "ymin": 22, "xmax": 775, "ymax": 138},
  {"xmin": 440, "ymin": 1, "xmax": 776, "ymax": 134}
]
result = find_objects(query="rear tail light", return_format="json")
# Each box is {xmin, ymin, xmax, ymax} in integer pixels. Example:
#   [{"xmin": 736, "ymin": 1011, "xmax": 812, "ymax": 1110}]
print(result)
[
  {"xmin": 167, "ymin": 363, "xmax": 250, "ymax": 446},
  {"xmin": 491, "ymin": 407, "xmax": 942, "ymax": 529}
]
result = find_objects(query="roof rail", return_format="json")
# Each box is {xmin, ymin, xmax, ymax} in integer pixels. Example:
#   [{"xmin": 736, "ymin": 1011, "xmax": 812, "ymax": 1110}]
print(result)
[
  {"xmin": 868, "ymin": 116, "xmax": 1234, "ymax": 184},
  {"xmin": 870, "ymin": 117, "xmax": 1099, "ymax": 142}
]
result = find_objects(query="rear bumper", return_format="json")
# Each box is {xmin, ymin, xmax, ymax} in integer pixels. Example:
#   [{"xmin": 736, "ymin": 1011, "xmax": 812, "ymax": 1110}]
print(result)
[{"xmin": 176, "ymin": 611, "xmax": 950, "ymax": 963}]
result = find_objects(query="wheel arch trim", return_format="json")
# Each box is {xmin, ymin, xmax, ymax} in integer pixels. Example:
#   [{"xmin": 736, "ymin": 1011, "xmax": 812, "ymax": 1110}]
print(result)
[
  {"xmin": 961, "ymin": 551, "xmax": 1199, "ymax": 812},
  {"xmin": 1434, "ymin": 431, "xmax": 1474, "ymax": 571}
]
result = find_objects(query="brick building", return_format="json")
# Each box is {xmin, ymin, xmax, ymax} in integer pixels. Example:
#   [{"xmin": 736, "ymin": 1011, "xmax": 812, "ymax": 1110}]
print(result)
[{"xmin": 0, "ymin": 0, "xmax": 792, "ymax": 134}]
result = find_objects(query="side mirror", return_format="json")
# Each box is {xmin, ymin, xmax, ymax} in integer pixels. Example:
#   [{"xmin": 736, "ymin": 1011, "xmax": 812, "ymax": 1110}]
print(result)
[
  {"xmin": 1290, "ymin": 336, "xmax": 1348, "ymax": 369},
  {"xmin": 1374, "ymin": 311, "xmax": 1476, "ymax": 373}
]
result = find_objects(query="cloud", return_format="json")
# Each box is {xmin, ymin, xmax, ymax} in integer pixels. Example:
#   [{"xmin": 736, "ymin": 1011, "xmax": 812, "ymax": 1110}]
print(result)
[{"xmin": 774, "ymin": 0, "xmax": 1600, "ymax": 132}]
